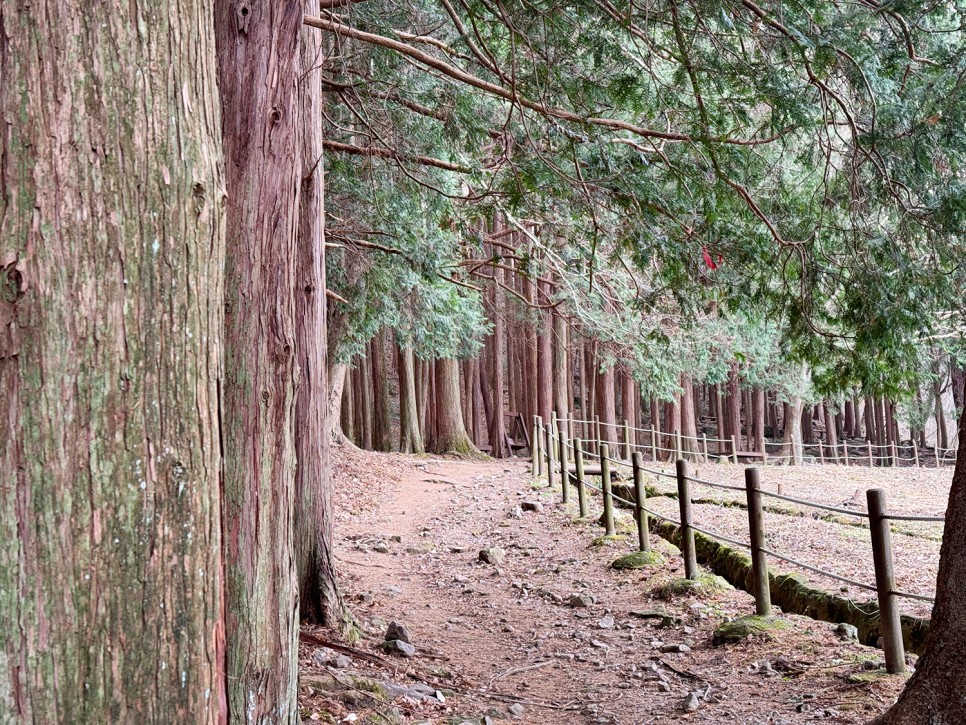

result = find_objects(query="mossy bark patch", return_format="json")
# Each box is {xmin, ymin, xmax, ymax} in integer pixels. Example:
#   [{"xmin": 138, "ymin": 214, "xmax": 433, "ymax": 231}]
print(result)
[
  {"xmin": 611, "ymin": 550, "xmax": 666, "ymax": 569},
  {"xmin": 713, "ymin": 615, "xmax": 791, "ymax": 645}
]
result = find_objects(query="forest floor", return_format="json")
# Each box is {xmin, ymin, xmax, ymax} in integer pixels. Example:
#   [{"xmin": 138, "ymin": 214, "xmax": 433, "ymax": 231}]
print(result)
[{"xmin": 298, "ymin": 444, "xmax": 952, "ymax": 725}]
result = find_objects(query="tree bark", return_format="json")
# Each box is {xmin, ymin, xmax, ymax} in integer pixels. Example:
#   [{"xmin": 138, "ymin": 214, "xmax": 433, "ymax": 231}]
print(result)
[
  {"xmin": 340, "ymin": 366, "xmax": 355, "ymax": 443},
  {"xmin": 536, "ymin": 300, "xmax": 553, "ymax": 426},
  {"xmin": 752, "ymin": 388, "xmax": 766, "ymax": 454},
  {"xmin": 0, "ymin": 2, "xmax": 226, "ymax": 719},
  {"xmin": 680, "ymin": 376, "xmax": 699, "ymax": 458},
  {"xmin": 782, "ymin": 397, "xmax": 805, "ymax": 465},
  {"xmin": 294, "ymin": 10, "xmax": 344, "ymax": 627},
  {"xmin": 726, "ymin": 366, "xmax": 741, "ymax": 448},
  {"xmin": 874, "ymin": 414, "xmax": 966, "ymax": 724},
  {"xmin": 216, "ymin": 0, "xmax": 302, "ymax": 718},
  {"xmin": 359, "ymin": 354, "xmax": 373, "ymax": 450},
  {"xmin": 553, "ymin": 309, "xmax": 570, "ymax": 423},
  {"xmin": 398, "ymin": 345, "xmax": 424, "ymax": 453},
  {"xmin": 596, "ymin": 363, "xmax": 618, "ymax": 445},
  {"xmin": 433, "ymin": 359, "xmax": 478, "ymax": 454},
  {"xmin": 487, "ymin": 255, "xmax": 509, "ymax": 457},
  {"xmin": 370, "ymin": 331, "xmax": 392, "ymax": 452}
]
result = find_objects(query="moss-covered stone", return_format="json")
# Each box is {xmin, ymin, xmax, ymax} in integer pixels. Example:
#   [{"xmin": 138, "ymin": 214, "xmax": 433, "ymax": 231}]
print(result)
[
  {"xmin": 590, "ymin": 534, "xmax": 629, "ymax": 548},
  {"xmin": 712, "ymin": 615, "xmax": 790, "ymax": 645},
  {"xmin": 611, "ymin": 550, "xmax": 666, "ymax": 569},
  {"xmin": 656, "ymin": 573, "xmax": 733, "ymax": 598},
  {"xmin": 598, "ymin": 511, "xmax": 636, "ymax": 533}
]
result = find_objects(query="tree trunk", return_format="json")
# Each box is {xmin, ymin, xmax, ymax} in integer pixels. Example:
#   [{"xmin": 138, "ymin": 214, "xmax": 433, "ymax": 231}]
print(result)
[
  {"xmin": 553, "ymin": 309, "xmax": 570, "ymax": 423},
  {"xmin": 874, "ymin": 414, "xmax": 966, "ymax": 723},
  {"xmin": 782, "ymin": 397, "xmax": 805, "ymax": 465},
  {"xmin": 935, "ymin": 364, "xmax": 950, "ymax": 451},
  {"xmin": 864, "ymin": 395, "xmax": 876, "ymax": 444},
  {"xmin": 801, "ymin": 405, "xmax": 815, "ymax": 445},
  {"xmin": 340, "ymin": 366, "xmax": 355, "ymax": 443},
  {"xmin": 726, "ymin": 367, "xmax": 741, "ymax": 449},
  {"xmin": 487, "ymin": 256, "xmax": 509, "ymax": 457},
  {"xmin": 398, "ymin": 345, "xmax": 424, "ymax": 454},
  {"xmin": 370, "ymin": 332, "xmax": 392, "ymax": 452},
  {"xmin": 294, "ymin": 11, "xmax": 344, "ymax": 627},
  {"xmin": 596, "ymin": 364, "xmax": 618, "ymax": 445},
  {"xmin": 536, "ymin": 303, "xmax": 553, "ymax": 426},
  {"xmin": 0, "ymin": 3, "xmax": 226, "ymax": 718},
  {"xmin": 824, "ymin": 401, "xmax": 838, "ymax": 451},
  {"xmin": 359, "ymin": 354, "xmax": 373, "ymax": 450},
  {"xmin": 680, "ymin": 376, "xmax": 699, "ymax": 458},
  {"xmin": 844, "ymin": 398, "xmax": 855, "ymax": 439},
  {"xmin": 752, "ymin": 388, "xmax": 766, "ymax": 454},
  {"xmin": 216, "ymin": 0, "xmax": 302, "ymax": 718},
  {"xmin": 433, "ymin": 359, "xmax": 478, "ymax": 454}
]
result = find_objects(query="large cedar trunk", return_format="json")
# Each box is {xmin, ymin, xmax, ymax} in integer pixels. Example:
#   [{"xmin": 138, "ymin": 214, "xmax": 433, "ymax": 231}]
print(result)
[
  {"xmin": 875, "ymin": 413, "xmax": 966, "ymax": 724},
  {"xmin": 370, "ymin": 332, "xmax": 392, "ymax": 452},
  {"xmin": 294, "ymin": 11, "xmax": 344, "ymax": 627},
  {"xmin": 433, "ymin": 358, "xmax": 478, "ymax": 454},
  {"xmin": 0, "ymin": 3, "xmax": 227, "ymax": 719},
  {"xmin": 726, "ymin": 366, "xmax": 741, "ymax": 449},
  {"xmin": 216, "ymin": 1, "xmax": 302, "ymax": 719},
  {"xmin": 596, "ymin": 364, "xmax": 618, "ymax": 445},
  {"xmin": 398, "ymin": 345, "xmax": 424, "ymax": 454},
  {"xmin": 782, "ymin": 397, "xmax": 805, "ymax": 465},
  {"xmin": 680, "ymin": 376, "xmax": 699, "ymax": 458}
]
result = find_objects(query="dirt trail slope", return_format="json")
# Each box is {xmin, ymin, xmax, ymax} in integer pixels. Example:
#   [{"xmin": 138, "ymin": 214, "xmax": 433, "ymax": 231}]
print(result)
[{"xmin": 299, "ymin": 447, "xmax": 908, "ymax": 724}]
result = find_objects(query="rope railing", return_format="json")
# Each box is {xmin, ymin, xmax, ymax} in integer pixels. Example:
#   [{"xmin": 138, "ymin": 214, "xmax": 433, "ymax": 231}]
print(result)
[
  {"xmin": 532, "ymin": 416, "xmax": 938, "ymax": 674},
  {"xmin": 555, "ymin": 414, "xmax": 957, "ymax": 469}
]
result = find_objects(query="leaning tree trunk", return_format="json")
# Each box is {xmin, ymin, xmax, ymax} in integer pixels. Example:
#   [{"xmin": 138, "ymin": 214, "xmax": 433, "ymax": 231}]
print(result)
[
  {"xmin": 875, "ymin": 413, "xmax": 966, "ymax": 724},
  {"xmin": 0, "ymin": 3, "xmax": 226, "ymax": 720},
  {"xmin": 216, "ymin": 1, "xmax": 302, "ymax": 720},
  {"xmin": 398, "ymin": 345, "xmax": 424, "ymax": 454},
  {"xmin": 433, "ymin": 359, "xmax": 478, "ymax": 454},
  {"xmin": 294, "ymin": 9, "xmax": 344, "ymax": 628}
]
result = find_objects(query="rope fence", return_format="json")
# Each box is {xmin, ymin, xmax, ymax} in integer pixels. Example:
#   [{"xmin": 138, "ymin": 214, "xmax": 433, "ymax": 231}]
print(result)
[
  {"xmin": 531, "ymin": 414, "xmax": 945, "ymax": 675},
  {"xmin": 560, "ymin": 412, "xmax": 957, "ymax": 469}
]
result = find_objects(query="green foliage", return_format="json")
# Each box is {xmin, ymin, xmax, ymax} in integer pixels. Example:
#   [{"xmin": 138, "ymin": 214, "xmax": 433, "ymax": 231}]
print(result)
[{"xmin": 319, "ymin": 0, "xmax": 966, "ymax": 416}]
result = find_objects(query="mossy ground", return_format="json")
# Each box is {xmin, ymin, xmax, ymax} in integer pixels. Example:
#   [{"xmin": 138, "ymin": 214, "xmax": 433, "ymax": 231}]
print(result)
[
  {"xmin": 611, "ymin": 549, "xmax": 666, "ymax": 569},
  {"xmin": 656, "ymin": 573, "xmax": 733, "ymax": 598},
  {"xmin": 590, "ymin": 534, "xmax": 629, "ymax": 547},
  {"xmin": 712, "ymin": 615, "xmax": 791, "ymax": 645}
]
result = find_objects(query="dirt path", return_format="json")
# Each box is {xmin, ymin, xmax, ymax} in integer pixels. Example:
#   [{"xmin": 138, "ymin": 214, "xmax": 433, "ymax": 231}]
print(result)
[{"xmin": 300, "ymin": 448, "xmax": 909, "ymax": 724}]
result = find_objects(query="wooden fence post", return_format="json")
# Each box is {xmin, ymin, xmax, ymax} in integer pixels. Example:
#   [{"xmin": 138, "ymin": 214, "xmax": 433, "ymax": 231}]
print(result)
[
  {"xmin": 936, "ymin": 445, "xmax": 943, "ymax": 469},
  {"xmin": 731, "ymin": 435, "xmax": 739, "ymax": 465},
  {"xmin": 574, "ymin": 439, "xmax": 588, "ymax": 518},
  {"xmin": 550, "ymin": 410, "xmax": 558, "ymax": 459},
  {"xmin": 632, "ymin": 452, "xmax": 650, "ymax": 552},
  {"xmin": 818, "ymin": 441, "xmax": 825, "ymax": 465},
  {"xmin": 868, "ymin": 441, "xmax": 874, "ymax": 467},
  {"xmin": 702, "ymin": 433, "xmax": 709, "ymax": 462},
  {"xmin": 533, "ymin": 416, "xmax": 542, "ymax": 476},
  {"xmin": 912, "ymin": 439, "xmax": 920, "ymax": 468},
  {"xmin": 650, "ymin": 427, "xmax": 658, "ymax": 461},
  {"xmin": 891, "ymin": 441, "xmax": 899, "ymax": 468},
  {"xmin": 676, "ymin": 459, "xmax": 698, "ymax": 579},
  {"xmin": 867, "ymin": 489, "xmax": 907, "ymax": 674},
  {"xmin": 744, "ymin": 467, "xmax": 771, "ymax": 616},
  {"xmin": 843, "ymin": 441, "xmax": 849, "ymax": 467},
  {"xmin": 558, "ymin": 419, "xmax": 570, "ymax": 504},
  {"xmin": 594, "ymin": 414, "xmax": 602, "ymax": 458},
  {"xmin": 675, "ymin": 429, "xmax": 683, "ymax": 460},
  {"xmin": 601, "ymin": 443, "xmax": 615, "ymax": 536},
  {"xmin": 545, "ymin": 423, "xmax": 555, "ymax": 489},
  {"xmin": 622, "ymin": 419, "xmax": 632, "ymax": 461}
]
